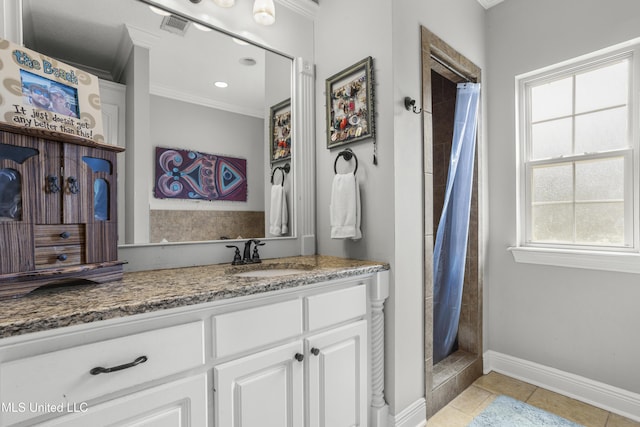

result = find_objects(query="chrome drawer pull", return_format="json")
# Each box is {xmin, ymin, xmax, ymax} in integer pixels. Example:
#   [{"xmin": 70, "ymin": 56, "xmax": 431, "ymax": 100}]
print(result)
[
  {"xmin": 90, "ymin": 355, "xmax": 148, "ymax": 375},
  {"xmin": 57, "ymin": 254, "xmax": 68, "ymax": 262},
  {"xmin": 60, "ymin": 231, "xmax": 71, "ymax": 239}
]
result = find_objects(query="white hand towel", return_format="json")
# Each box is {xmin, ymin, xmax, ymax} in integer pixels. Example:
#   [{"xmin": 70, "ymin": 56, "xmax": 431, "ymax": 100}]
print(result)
[
  {"xmin": 330, "ymin": 172, "xmax": 362, "ymax": 240},
  {"xmin": 269, "ymin": 184, "xmax": 288, "ymax": 235}
]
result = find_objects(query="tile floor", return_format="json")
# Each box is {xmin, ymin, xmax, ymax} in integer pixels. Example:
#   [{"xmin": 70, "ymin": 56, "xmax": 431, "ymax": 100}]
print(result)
[{"xmin": 427, "ymin": 371, "xmax": 640, "ymax": 427}]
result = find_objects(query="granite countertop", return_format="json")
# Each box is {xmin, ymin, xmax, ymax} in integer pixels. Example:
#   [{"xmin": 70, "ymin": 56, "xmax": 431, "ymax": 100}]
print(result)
[{"xmin": 0, "ymin": 255, "xmax": 389, "ymax": 339}]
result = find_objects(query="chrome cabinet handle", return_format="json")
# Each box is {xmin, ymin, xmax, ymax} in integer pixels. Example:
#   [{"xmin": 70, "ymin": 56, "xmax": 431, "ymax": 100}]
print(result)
[{"xmin": 90, "ymin": 355, "xmax": 148, "ymax": 375}]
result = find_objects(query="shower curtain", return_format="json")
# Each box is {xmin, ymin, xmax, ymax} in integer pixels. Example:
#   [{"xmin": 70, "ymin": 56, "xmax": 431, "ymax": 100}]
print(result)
[{"xmin": 433, "ymin": 82, "xmax": 481, "ymax": 364}]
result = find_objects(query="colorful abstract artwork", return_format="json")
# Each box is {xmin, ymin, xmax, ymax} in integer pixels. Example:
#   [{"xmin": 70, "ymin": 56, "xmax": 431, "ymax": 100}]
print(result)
[{"xmin": 154, "ymin": 147, "xmax": 247, "ymax": 201}]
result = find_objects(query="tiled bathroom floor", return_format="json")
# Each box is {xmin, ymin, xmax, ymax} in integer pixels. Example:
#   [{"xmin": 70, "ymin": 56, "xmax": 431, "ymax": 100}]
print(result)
[{"xmin": 427, "ymin": 371, "xmax": 640, "ymax": 427}]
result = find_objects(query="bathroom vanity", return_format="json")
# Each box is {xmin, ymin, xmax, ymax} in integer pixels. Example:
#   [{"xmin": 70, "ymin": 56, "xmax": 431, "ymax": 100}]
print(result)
[{"xmin": 0, "ymin": 256, "xmax": 389, "ymax": 427}]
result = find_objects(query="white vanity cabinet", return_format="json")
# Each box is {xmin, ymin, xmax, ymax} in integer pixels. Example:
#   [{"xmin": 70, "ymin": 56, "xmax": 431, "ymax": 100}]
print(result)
[
  {"xmin": 307, "ymin": 320, "xmax": 368, "ymax": 427},
  {"xmin": 0, "ymin": 270, "xmax": 389, "ymax": 427},
  {"xmin": 39, "ymin": 374, "xmax": 209, "ymax": 427},
  {"xmin": 212, "ymin": 282, "xmax": 372, "ymax": 427},
  {"xmin": 0, "ymin": 321, "xmax": 207, "ymax": 426}
]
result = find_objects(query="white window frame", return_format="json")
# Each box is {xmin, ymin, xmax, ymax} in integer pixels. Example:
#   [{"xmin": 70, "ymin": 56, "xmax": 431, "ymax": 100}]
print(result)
[{"xmin": 511, "ymin": 39, "xmax": 640, "ymax": 274}]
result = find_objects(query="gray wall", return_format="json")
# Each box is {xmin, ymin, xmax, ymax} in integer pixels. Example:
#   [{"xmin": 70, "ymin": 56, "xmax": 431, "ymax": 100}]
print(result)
[
  {"xmin": 486, "ymin": 0, "xmax": 640, "ymax": 394},
  {"xmin": 150, "ymin": 95, "xmax": 265, "ymax": 213},
  {"xmin": 314, "ymin": 0, "xmax": 486, "ymax": 418}
]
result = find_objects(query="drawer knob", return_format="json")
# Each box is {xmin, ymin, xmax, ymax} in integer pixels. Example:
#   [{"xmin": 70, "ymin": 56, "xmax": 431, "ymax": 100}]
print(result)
[
  {"xmin": 311, "ymin": 347, "xmax": 320, "ymax": 356},
  {"xmin": 57, "ymin": 254, "xmax": 68, "ymax": 261},
  {"xmin": 60, "ymin": 231, "xmax": 71, "ymax": 239},
  {"xmin": 90, "ymin": 355, "xmax": 148, "ymax": 375},
  {"xmin": 294, "ymin": 353, "xmax": 304, "ymax": 362}
]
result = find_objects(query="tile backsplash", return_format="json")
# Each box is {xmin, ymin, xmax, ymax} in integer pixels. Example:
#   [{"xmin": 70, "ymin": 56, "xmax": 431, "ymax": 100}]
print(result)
[{"xmin": 150, "ymin": 210, "xmax": 265, "ymax": 243}]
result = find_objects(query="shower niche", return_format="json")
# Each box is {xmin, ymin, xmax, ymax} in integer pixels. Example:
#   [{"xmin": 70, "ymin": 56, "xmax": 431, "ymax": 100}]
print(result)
[{"xmin": 422, "ymin": 27, "xmax": 483, "ymax": 417}]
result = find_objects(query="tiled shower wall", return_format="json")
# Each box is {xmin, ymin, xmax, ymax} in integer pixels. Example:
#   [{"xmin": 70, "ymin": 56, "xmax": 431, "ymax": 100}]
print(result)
[
  {"xmin": 149, "ymin": 210, "xmax": 265, "ymax": 243},
  {"xmin": 431, "ymin": 71, "xmax": 480, "ymax": 358},
  {"xmin": 426, "ymin": 67, "xmax": 482, "ymax": 416}
]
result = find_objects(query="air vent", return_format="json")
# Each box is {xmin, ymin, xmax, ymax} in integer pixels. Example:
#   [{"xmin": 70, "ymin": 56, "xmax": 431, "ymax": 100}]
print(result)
[{"xmin": 160, "ymin": 14, "xmax": 190, "ymax": 36}]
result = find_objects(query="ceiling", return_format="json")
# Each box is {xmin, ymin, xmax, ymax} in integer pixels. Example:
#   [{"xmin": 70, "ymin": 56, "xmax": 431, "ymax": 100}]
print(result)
[{"xmin": 21, "ymin": 0, "xmax": 276, "ymax": 118}]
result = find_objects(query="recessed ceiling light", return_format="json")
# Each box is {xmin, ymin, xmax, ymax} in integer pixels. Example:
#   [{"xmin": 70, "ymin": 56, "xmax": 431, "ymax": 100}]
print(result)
[
  {"xmin": 239, "ymin": 57, "xmax": 257, "ymax": 66},
  {"xmin": 214, "ymin": 81, "xmax": 228, "ymax": 88},
  {"xmin": 148, "ymin": 5, "xmax": 171, "ymax": 16}
]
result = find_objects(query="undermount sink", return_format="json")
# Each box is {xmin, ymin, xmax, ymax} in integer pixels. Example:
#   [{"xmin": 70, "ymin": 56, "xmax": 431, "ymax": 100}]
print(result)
[
  {"xmin": 227, "ymin": 262, "xmax": 315, "ymax": 278},
  {"xmin": 233, "ymin": 269, "xmax": 309, "ymax": 278}
]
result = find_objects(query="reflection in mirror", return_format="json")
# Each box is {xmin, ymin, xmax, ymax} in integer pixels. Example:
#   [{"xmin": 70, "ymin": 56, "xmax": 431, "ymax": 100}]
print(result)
[{"xmin": 21, "ymin": 0, "xmax": 293, "ymax": 245}]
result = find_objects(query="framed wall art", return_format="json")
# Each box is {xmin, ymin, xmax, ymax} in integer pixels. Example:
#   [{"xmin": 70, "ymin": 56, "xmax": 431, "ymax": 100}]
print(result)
[
  {"xmin": 326, "ymin": 56, "xmax": 375, "ymax": 149},
  {"xmin": 269, "ymin": 98, "xmax": 291, "ymax": 163},
  {"xmin": 0, "ymin": 37, "xmax": 105, "ymax": 142},
  {"xmin": 154, "ymin": 147, "xmax": 247, "ymax": 202}
]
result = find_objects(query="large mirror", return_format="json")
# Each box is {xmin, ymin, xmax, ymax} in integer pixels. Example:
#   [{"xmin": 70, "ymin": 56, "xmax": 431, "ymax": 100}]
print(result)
[{"xmin": 21, "ymin": 0, "xmax": 294, "ymax": 245}]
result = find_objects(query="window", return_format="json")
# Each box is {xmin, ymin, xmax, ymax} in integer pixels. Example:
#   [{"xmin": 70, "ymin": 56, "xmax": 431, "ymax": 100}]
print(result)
[{"xmin": 513, "ymin": 41, "xmax": 640, "ymax": 272}]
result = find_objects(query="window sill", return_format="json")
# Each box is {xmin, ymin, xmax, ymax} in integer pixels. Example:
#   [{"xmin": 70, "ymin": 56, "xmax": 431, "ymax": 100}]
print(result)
[{"xmin": 508, "ymin": 246, "xmax": 640, "ymax": 274}]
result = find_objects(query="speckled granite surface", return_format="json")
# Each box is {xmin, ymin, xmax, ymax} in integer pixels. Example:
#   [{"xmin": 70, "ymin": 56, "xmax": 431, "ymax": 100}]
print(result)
[{"xmin": 0, "ymin": 256, "xmax": 388, "ymax": 339}]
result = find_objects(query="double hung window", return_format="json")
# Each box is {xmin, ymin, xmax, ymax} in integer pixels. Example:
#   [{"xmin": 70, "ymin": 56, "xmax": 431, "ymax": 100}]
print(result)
[{"xmin": 514, "ymin": 42, "xmax": 640, "ymax": 271}]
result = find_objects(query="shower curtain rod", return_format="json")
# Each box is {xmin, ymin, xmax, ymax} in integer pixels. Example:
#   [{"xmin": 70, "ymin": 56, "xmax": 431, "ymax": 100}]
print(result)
[{"xmin": 430, "ymin": 54, "xmax": 471, "ymax": 83}]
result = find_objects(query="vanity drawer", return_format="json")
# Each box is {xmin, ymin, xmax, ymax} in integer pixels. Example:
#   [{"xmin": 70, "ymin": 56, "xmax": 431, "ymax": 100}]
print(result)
[
  {"xmin": 35, "ymin": 224, "xmax": 85, "ymax": 246},
  {"xmin": 0, "ymin": 321, "xmax": 205, "ymax": 425},
  {"xmin": 35, "ymin": 244, "xmax": 83, "ymax": 268},
  {"xmin": 213, "ymin": 299, "xmax": 303, "ymax": 358},
  {"xmin": 306, "ymin": 284, "xmax": 367, "ymax": 331}
]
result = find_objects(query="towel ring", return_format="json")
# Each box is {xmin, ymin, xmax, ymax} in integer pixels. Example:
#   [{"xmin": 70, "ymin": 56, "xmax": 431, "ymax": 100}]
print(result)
[
  {"xmin": 334, "ymin": 148, "xmax": 358, "ymax": 175},
  {"xmin": 271, "ymin": 163, "xmax": 290, "ymax": 186}
]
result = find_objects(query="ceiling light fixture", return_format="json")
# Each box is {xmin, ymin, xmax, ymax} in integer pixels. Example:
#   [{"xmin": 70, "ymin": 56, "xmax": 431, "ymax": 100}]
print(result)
[
  {"xmin": 148, "ymin": 5, "xmax": 172, "ymax": 16},
  {"xmin": 213, "ymin": 0, "xmax": 236, "ymax": 7},
  {"xmin": 214, "ymin": 81, "xmax": 229, "ymax": 88},
  {"xmin": 252, "ymin": 0, "xmax": 276, "ymax": 26}
]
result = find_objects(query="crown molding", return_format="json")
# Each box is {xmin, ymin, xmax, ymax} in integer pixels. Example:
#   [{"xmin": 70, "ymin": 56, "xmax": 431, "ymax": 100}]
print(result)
[
  {"xmin": 275, "ymin": 0, "xmax": 318, "ymax": 20},
  {"xmin": 150, "ymin": 83, "xmax": 263, "ymax": 118}
]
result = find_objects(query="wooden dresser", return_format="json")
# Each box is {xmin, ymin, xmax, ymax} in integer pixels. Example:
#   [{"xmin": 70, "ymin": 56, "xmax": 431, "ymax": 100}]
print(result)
[{"xmin": 0, "ymin": 124, "xmax": 125, "ymax": 298}]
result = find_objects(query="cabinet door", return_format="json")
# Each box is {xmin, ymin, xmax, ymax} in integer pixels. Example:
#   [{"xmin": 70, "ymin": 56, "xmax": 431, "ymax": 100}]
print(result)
[
  {"xmin": 80, "ymin": 147, "xmax": 118, "ymax": 262},
  {"xmin": 0, "ymin": 133, "xmax": 41, "ymax": 273},
  {"xmin": 214, "ymin": 341, "xmax": 304, "ymax": 427},
  {"xmin": 39, "ymin": 374, "xmax": 208, "ymax": 427},
  {"xmin": 307, "ymin": 320, "xmax": 368, "ymax": 427}
]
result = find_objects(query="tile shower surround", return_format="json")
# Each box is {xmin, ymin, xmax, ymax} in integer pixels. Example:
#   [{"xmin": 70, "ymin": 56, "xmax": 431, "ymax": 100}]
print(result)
[{"xmin": 426, "ymin": 69, "xmax": 482, "ymax": 416}]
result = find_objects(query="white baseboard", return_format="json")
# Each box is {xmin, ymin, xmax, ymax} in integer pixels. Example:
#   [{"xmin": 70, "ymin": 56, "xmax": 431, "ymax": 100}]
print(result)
[
  {"xmin": 484, "ymin": 350, "xmax": 640, "ymax": 422},
  {"xmin": 388, "ymin": 397, "xmax": 427, "ymax": 427}
]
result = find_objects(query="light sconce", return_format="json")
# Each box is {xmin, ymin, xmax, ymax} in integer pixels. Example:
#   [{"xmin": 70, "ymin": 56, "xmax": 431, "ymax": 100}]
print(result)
[
  {"xmin": 253, "ymin": 0, "xmax": 276, "ymax": 25},
  {"xmin": 404, "ymin": 97, "xmax": 422, "ymax": 114}
]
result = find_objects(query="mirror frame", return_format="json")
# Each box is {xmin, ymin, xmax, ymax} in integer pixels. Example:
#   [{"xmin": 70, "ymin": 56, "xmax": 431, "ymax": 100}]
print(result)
[{"xmin": 4, "ymin": 0, "xmax": 317, "ymax": 271}]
